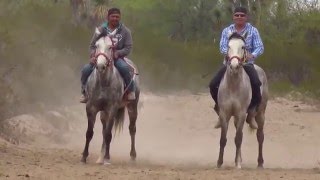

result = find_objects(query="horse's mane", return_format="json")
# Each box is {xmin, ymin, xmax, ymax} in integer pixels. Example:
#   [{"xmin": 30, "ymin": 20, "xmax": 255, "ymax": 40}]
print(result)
[{"xmin": 228, "ymin": 32, "xmax": 245, "ymax": 42}]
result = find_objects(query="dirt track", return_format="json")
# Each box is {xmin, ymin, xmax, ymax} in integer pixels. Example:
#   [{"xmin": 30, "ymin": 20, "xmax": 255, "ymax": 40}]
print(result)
[{"xmin": 1, "ymin": 92, "xmax": 320, "ymax": 179}]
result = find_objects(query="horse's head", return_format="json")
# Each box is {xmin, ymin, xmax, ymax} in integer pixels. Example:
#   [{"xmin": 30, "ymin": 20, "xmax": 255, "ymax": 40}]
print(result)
[
  {"xmin": 94, "ymin": 28, "xmax": 116, "ymax": 73},
  {"xmin": 226, "ymin": 32, "xmax": 248, "ymax": 72}
]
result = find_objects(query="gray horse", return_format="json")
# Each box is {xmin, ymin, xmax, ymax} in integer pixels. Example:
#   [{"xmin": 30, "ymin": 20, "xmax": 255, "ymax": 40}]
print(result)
[
  {"xmin": 216, "ymin": 32, "xmax": 268, "ymax": 169},
  {"xmin": 81, "ymin": 29, "xmax": 140, "ymax": 165}
]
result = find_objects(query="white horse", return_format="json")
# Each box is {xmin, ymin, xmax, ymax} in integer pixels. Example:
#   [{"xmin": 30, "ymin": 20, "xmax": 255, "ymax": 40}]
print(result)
[
  {"xmin": 81, "ymin": 28, "xmax": 140, "ymax": 165},
  {"xmin": 217, "ymin": 32, "xmax": 268, "ymax": 169}
]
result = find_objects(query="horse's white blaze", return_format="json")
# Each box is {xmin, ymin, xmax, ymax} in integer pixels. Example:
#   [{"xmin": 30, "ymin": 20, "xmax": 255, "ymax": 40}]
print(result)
[
  {"xmin": 97, "ymin": 57, "xmax": 107, "ymax": 66},
  {"xmin": 228, "ymin": 39, "xmax": 244, "ymax": 58}
]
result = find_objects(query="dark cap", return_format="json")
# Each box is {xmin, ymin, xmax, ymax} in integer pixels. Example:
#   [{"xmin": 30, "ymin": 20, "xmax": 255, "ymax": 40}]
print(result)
[
  {"xmin": 107, "ymin": 8, "xmax": 121, "ymax": 16},
  {"xmin": 234, "ymin": 6, "xmax": 248, "ymax": 14}
]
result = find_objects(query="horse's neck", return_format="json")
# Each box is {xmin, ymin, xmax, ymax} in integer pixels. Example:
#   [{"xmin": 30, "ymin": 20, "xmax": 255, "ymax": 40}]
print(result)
[
  {"xmin": 224, "ymin": 67, "xmax": 245, "ymax": 89},
  {"xmin": 95, "ymin": 67, "xmax": 114, "ymax": 88}
]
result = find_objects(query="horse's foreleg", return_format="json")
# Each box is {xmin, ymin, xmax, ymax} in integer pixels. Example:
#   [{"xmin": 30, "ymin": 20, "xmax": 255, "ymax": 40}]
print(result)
[
  {"xmin": 217, "ymin": 113, "xmax": 229, "ymax": 168},
  {"xmin": 96, "ymin": 112, "xmax": 107, "ymax": 164},
  {"xmin": 256, "ymin": 112, "xmax": 265, "ymax": 168},
  {"xmin": 128, "ymin": 103, "xmax": 138, "ymax": 160},
  {"xmin": 81, "ymin": 108, "xmax": 98, "ymax": 163},
  {"xmin": 234, "ymin": 113, "xmax": 246, "ymax": 169},
  {"xmin": 103, "ymin": 114, "xmax": 115, "ymax": 165}
]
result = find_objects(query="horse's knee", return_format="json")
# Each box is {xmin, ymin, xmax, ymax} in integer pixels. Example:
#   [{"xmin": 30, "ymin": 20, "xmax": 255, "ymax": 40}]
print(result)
[
  {"xmin": 86, "ymin": 130, "xmax": 94, "ymax": 139},
  {"xmin": 86, "ymin": 110, "xmax": 97, "ymax": 119},
  {"xmin": 104, "ymin": 132, "xmax": 112, "ymax": 143},
  {"xmin": 129, "ymin": 124, "xmax": 136, "ymax": 135},
  {"xmin": 220, "ymin": 137, "xmax": 227, "ymax": 147},
  {"xmin": 256, "ymin": 129, "xmax": 264, "ymax": 142},
  {"xmin": 235, "ymin": 131, "xmax": 243, "ymax": 147}
]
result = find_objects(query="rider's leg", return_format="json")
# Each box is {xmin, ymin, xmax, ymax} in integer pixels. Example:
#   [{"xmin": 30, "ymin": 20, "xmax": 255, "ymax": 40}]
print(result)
[
  {"xmin": 243, "ymin": 63, "xmax": 261, "ymax": 129},
  {"xmin": 209, "ymin": 65, "xmax": 227, "ymax": 114},
  {"xmin": 114, "ymin": 58, "xmax": 135, "ymax": 100},
  {"xmin": 80, "ymin": 63, "xmax": 95, "ymax": 103},
  {"xmin": 243, "ymin": 63, "xmax": 262, "ymax": 112},
  {"xmin": 209, "ymin": 65, "xmax": 227, "ymax": 129}
]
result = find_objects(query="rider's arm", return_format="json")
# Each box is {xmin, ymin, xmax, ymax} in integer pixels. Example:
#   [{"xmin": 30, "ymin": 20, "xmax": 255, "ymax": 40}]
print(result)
[
  {"xmin": 219, "ymin": 28, "xmax": 229, "ymax": 56},
  {"xmin": 115, "ymin": 28, "xmax": 132, "ymax": 58},
  {"xmin": 251, "ymin": 28, "xmax": 264, "ymax": 58}
]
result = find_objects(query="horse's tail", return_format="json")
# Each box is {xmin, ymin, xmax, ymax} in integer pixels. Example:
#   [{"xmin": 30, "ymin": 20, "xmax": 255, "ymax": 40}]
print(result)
[{"xmin": 114, "ymin": 107, "xmax": 125, "ymax": 134}]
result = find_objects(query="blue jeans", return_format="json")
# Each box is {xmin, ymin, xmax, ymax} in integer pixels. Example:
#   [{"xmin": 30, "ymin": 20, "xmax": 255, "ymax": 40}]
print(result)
[
  {"xmin": 80, "ymin": 59, "xmax": 135, "ymax": 94},
  {"xmin": 114, "ymin": 58, "xmax": 135, "ymax": 92},
  {"xmin": 81, "ymin": 63, "xmax": 94, "ymax": 93}
]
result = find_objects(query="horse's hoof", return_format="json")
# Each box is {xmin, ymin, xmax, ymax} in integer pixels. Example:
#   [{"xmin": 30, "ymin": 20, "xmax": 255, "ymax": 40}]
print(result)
[
  {"xmin": 257, "ymin": 164, "xmax": 264, "ymax": 169},
  {"xmin": 217, "ymin": 161, "xmax": 223, "ymax": 168},
  {"xmin": 103, "ymin": 159, "xmax": 111, "ymax": 166},
  {"xmin": 80, "ymin": 158, "xmax": 86, "ymax": 164},
  {"xmin": 130, "ymin": 155, "xmax": 136, "ymax": 160},
  {"xmin": 236, "ymin": 164, "xmax": 242, "ymax": 169},
  {"xmin": 96, "ymin": 157, "xmax": 103, "ymax": 164},
  {"xmin": 130, "ymin": 151, "xmax": 137, "ymax": 160}
]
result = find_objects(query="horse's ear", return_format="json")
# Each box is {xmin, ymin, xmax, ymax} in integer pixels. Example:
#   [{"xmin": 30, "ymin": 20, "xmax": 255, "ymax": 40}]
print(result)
[
  {"xmin": 109, "ymin": 29, "xmax": 117, "ymax": 36},
  {"xmin": 228, "ymin": 30, "xmax": 233, "ymax": 39},
  {"xmin": 242, "ymin": 31, "xmax": 248, "ymax": 40},
  {"xmin": 95, "ymin": 27, "xmax": 101, "ymax": 35}
]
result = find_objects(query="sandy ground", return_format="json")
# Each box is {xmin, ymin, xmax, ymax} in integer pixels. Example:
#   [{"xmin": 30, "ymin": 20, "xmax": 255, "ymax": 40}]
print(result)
[{"xmin": 0, "ymin": 92, "xmax": 320, "ymax": 179}]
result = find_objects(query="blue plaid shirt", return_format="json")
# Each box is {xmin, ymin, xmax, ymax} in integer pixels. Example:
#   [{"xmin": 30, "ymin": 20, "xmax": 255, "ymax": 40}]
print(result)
[{"xmin": 220, "ymin": 23, "xmax": 264, "ymax": 63}]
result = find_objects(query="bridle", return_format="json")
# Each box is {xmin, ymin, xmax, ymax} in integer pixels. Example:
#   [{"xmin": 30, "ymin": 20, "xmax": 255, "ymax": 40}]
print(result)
[
  {"xmin": 225, "ymin": 38, "xmax": 248, "ymax": 63},
  {"xmin": 93, "ymin": 36, "xmax": 117, "ymax": 67}
]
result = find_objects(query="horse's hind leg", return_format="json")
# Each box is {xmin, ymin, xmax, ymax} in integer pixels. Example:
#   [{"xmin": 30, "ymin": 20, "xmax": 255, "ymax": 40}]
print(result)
[
  {"xmin": 256, "ymin": 111, "xmax": 265, "ymax": 168},
  {"xmin": 234, "ymin": 113, "xmax": 246, "ymax": 169},
  {"xmin": 81, "ymin": 107, "xmax": 98, "ymax": 163},
  {"xmin": 127, "ymin": 102, "xmax": 138, "ymax": 160},
  {"xmin": 217, "ymin": 113, "xmax": 230, "ymax": 168},
  {"xmin": 96, "ymin": 112, "xmax": 107, "ymax": 164}
]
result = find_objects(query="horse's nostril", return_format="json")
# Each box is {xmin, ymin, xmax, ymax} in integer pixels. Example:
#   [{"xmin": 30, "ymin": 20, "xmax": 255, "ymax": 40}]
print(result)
[{"xmin": 102, "ymin": 66, "xmax": 106, "ymax": 70}]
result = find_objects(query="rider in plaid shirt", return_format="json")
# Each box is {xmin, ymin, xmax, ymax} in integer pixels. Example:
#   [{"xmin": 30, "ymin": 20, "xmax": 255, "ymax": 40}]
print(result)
[{"xmin": 210, "ymin": 6, "xmax": 264, "ymax": 128}]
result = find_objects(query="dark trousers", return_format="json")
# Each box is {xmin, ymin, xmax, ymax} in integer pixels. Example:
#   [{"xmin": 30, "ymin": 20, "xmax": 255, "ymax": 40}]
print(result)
[{"xmin": 209, "ymin": 63, "xmax": 262, "ymax": 110}]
